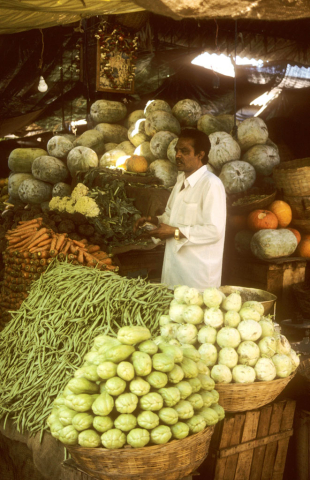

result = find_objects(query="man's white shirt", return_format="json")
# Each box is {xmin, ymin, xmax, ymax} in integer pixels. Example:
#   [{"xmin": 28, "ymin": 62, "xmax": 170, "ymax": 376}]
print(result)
[{"xmin": 157, "ymin": 165, "xmax": 226, "ymax": 290}]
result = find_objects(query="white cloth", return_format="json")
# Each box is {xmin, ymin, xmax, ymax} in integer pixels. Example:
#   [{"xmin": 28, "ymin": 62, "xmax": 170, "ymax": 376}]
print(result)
[{"xmin": 157, "ymin": 165, "xmax": 226, "ymax": 290}]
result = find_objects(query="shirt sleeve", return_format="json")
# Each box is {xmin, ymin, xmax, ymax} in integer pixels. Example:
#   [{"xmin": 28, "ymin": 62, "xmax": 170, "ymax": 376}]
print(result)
[{"xmin": 177, "ymin": 179, "xmax": 226, "ymax": 250}]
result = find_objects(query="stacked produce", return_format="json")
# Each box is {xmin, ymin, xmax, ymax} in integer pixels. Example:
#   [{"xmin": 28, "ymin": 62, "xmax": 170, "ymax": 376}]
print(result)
[
  {"xmin": 160, "ymin": 286, "xmax": 299, "ymax": 388},
  {"xmin": 0, "ymin": 262, "xmax": 173, "ymax": 436},
  {"xmin": 48, "ymin": 325, "xmax": 224, "ymax": 448},
  {"xmin": 0, "ymin": 177, "xmax": 9, "ymax": 210}
]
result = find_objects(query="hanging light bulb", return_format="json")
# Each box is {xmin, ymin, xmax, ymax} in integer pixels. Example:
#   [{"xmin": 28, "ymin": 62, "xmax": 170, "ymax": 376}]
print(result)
[{"xmin": 38, "ymin": 76, "xmax": 48, "ymax": 93}]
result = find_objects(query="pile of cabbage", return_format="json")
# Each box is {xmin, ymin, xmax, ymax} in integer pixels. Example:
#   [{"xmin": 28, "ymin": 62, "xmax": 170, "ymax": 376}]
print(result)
[
  {"xmin": 161, "ymin": 286, "xmax": 300, "ymax": 386},
  {"xmin": 47, "ymin": 325, "xmax": 224, "ymax": 449}
]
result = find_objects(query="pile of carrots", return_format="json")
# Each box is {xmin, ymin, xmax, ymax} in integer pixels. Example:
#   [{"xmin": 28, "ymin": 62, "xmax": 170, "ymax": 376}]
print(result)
[{"xmin": 0, "ymin": 217, "xmax": 118, "ymax": 326}]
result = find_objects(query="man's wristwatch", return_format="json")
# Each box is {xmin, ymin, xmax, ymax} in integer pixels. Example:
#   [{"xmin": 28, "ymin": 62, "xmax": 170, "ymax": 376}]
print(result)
[{"xmin": 174, "ymin": 228, "xmax": 180, "ymax": 241}]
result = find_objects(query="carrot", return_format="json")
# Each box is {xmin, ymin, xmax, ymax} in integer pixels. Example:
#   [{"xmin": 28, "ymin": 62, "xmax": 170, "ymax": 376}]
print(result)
[
  {"xmin": 55, "ymin": 234, "xmax": 66, "ymax": 251},
  {"xmin": 80, "ymin": 239, "xmax": 88, "ymax": 245},
  {"xmin": 28, "ymin": 233, "xmax": 50, "ymax": 250},
  {"xmin": 73, "ymin": 239, "xmax": 86, "ymax": 248},
  {"xmin": 31, "ymin": 245, "xmax": 51, "ymax": 253},
  {"xmin": 34, "ymin": 238, "xmax": 52, "ymax": 248},
  {"xmin": 105, "ymin": 265, "xmax": 119, "ymax": 271},
  {"xmin": 18, "ymin": 218, "xmax": 42, "ymax": 225},
  {"xmin": 50, "ymin": 235, "xmax": 57, "ymax": 252},
  {"xmin": 93, "ymin": 252, "xmax": 110, "ymax": 260},
  {"xmin": 98, "ymin": 257, "xmax": 113, "ymax": 266},
  {"xmin": 88, "ymin": 245, "xmax": 101, "ymax": 254},
  {"xmin": 61, "ymin": 240, "xmax": 72, "ymax": 255},
  {"xmin": 6, "ymin": 227, "xmax": 38, "ymax": 239},
  {"xmin": 70, "ymin": 244, "xmax": 78, "ymax": 255},
  {"xmin": 83, "ymin": 251, "xmax": 99, "ymax": 265},
  {"xmin": 77, "ymin": 249, "xmax": 84, "ymax": 264},
  {"xmin": 38, "ymin": 252, "xmax": 50, "ymax": 259}
]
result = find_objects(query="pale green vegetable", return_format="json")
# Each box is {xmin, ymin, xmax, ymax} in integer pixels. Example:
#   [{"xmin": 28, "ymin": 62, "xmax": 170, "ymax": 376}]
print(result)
[
  {"xmin": 146, "ymin": 371, "xmax": 168, "ymax": 389},
  {"xmin": 211, "ymin": 404, "xmax": 225, "ymax": 421},
  {"xmin": 84, "ymin": 352, "xmax": 106, "ymax": 366},
  {"xmin": 160, "ymin": 322, "xmax": 179, "ymax": 340},
  {"xmin": 204, "ymin": 308, "xmax": 224, "ymax": 328},
  {"xmin": 117, "ymin": 326, "xmax": 151, "ymax": 345},
  {"xmin": 83, "ymin": 351, "xmax": 100, "ymax": 364},
  {"xmin": 159, "ymin": 315, "xmax": 171, "ymax": 327},
  {"xmin": 78, "ymin": 429, "xmax": 101, "ymax": 448},
  {"xmin": 275, "ymin": 335, "xmax": 291, "ymax": 355},
  {"xmin": 117, "ymin": 362, "xmax": 135, "ymax": 381},
  {"xmin": 101, "ymin": 429, "xmax": 126, "ymax": 449},
  {"xmin": 74, "ymin": 365, "xmax": 100, "ymax": 382},
  {"xmin": 176, "ymin": 324, "xmax": 198, "ymax": 345},
  {"xmin": 198, "ymin": 407, "xmax": 219, "ymax": 426},
  {"xmin": 93, "ymin": 415, "xmax": 114, "ymax": 433},
  {"xmin": 59, "ymin": 425, "xmax": 79, "ymax": 445},
  {"xmin": 115, "ymin": 393, "xmax": 139, "ymax": 414},
  {"xmin": 184, "ymin": 288, "xmax": 204, "ymax": 306},
  {"xmin": 198, "ymin": 325, "xmax": 217, "ymax": 344},
  {"xmin": 97, "ymin": 362, "xmax": 118, "ymax": 380},
  {"xmin": 211, "ymin": 365, "xmax": 232, "ymax": 384},
  {"xmin": 224, "ymin": 311, "xmax": 241, "ymax": 328},
  {"xmin": 187, "ymin": 394, "xmax": 204, "ymax": 410},
  {"xmin": 138, "ymin": 340, "xmax": 158, "ymax": 355},
  {"xmin": 272, "ymin": 354, "xmax": 292, "ymax": 378},
  {"xmin": 174, "ymin": 285, "xmax": 190, "ymax": 303},
  {"xmin": 140, "ymin": 392, "xmax": 163, "ymax": 411},
  {"xmin": 132, "ymin": 351, "xmax": 152, "ymax": 376},
  {"xmin": 64, "ymin": 395, "xmax": 76, "ymax": 410},
  {"xmin": 254, "ymin": 358, "xmax": 277, "ymax": 381},
  {"xmin": 72, "ymin": 413, "xmax": 94, "ymax": 432},
  {"xmin": 259, "ymin": 317, "xmax": 275, "ymax": 337},
  {"xmin": 196, "ymin": 361, "xmax": 211, "ymax": 375},
  {"xmin": 182, "ymin": 347, "xmax": 200, "ymax": 362},
  {"xmin": 180, "ymin": 357, "xmax": 199, "ymax": 378},
  {"xmin": 169, "ymin": 304, "xmax": 187, "ymax": 323},
  {"xmin": 150, "ymin": 425, "xmax": 172, "ymax": 445},
  {"xmin": 105, "ymin": 377, "xmax": 127, "ymax": 396},
  {"xmin": 70, "ymin": 394, "xmax": 94, "ymax": 412},
  {"xmin": 188, "ymin": 377, "xmax": 202, "ymax": 393},
  {"xmin": 99, "ymin": 382, "xmax": 106, "ymax": 393},
  {"xmin": 200, "ymin": 391, "xmax": 214, "ymax": 408},
  {"xmin": 232, "ymin": 365, "xmax": 256, "ymax": 383},
  {"xmin": 203, "ymin": 288, "xmax": 223, "ymax": 308},
  {"xmin": 175, "ymin": 381, "xmax": 193, "ymax": 400},
  {"xmin": 217, "ymin": 327, "xmax": 241, "ymax": 349},
  {"xmin": 130, "ymin": 377, "xmax": 151, "ymax": 396},
  {"xmin": 58, "ymin": 407, "xmax": 77, "ymax": 426},
  {"xmin": 237, "ymin": 341, "xmax": 260, "ymax": 366},
  {"xmin": 218, "ymin": 347, "xmax": 238, "ymax": 368},
  {"xmin": 114, "ymin": 414, "xmax": 137, "ymax": 432},
  {"xmin": 289, "ymin": 349, "xmax": 300, "ymax": 371},
  {"xmin": 152, "ymin": 353, "xmax": 175, "ymax": 372},
  {"xmin": 47, "ymin": 411, "xmax": 59, "ymax": 428},
  {"xmin": 63, "ymin": 386, "xmax": 75, "ymax": 397},
  {"xmin": 103, "ymin": 345, "xmax": 135, "ymax": 363},
  {"xmin": 174, "ymin": 401, "xmax": 194, "ymax": 420},
  {"xmin": 153, "ymin": 336, "xmax": 168, "ymax": 346},
  {"xmin": 137, "ymin": 411, "xmax": 159, "ymax": 430},
  {"xmin": 183, "ymin": 305, "xmax": 204, "ymax": 325},
  {"xmin": 186, "ymin": 415, "xmax": 207, "ymax": 433},
  {"xmin": 54, "ymin": 396, "xmax": 66, "ymax": 407},
  {"xmin": 239, "ymin": 307, "xmax": 261, "ymax": 322},
  {"xmin": 93, "ymin": 335, "xmax": 121, "ymax": 350},
  {"xmin": 50, "ymin": 420, "xmax": 64, "ymax": 439},
  {"xmin": 92, "ymin": 392, "xmax": 114, "ymax": 416},
  {"xmin": 171, "ymin": 422, "xmax": 190, "ymax": 439},
  {"xmin": 238, "ymin": 320, "xmax": 262, "ymax": 342},
  {"xmin": 127, "ymin": 428, "xmax": 150, "ymax": 448},
  {"xmin": 198, "ymin": 344, "xmax": 218, "ymax": 367},
  {"xmin": 158, "ymin": 387, "xmax": 181, "ymax": 407},
  {"xmin": 67, "ymin": 378, "xmax": 99, "ymax": 395},
  {"xmin": 160, "ymin": 344, "xmax": 183, "ymax": 363},
  {"xmin": 258, "ymin": 336, "xmax": 277, "ymax": 358},
  {"xmin": 158, "ymin": 407, "xmax": 179, "ymax": 425},
  {"xmin": 168, "ymin": 365, "xmax": 185, "ymax": 384},
  {"xmin": 242, "ymin": 301, "xmax": 264, "ymax": 316},
  {"xmin": 222, "ymin": 292, "xmax": 242, "ymax": 312},
  {"xmin": 197, "ymin": 374, "xmax": 215, "ymax": 391},
  {"xmin": 210, "ymin": 389, "xmax": 219, "ymax": 404}
]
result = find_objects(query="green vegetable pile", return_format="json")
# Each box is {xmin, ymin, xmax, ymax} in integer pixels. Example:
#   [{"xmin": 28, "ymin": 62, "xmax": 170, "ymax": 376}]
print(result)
[
  {"xmin": 48, "ymin": 325, "xmax": 224, "ymax": 449},
  {"xmin": 0, "ymin": 262, "xmax": 173, "ymax": 437}
]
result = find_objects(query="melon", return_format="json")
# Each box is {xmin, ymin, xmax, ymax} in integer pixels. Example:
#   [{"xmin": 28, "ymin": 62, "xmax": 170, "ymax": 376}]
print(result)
[
  {"xmin": 128, "ymin": 119, "xmax": 150, "ymax": 147},
  {"xmin": 167, "ymin": 138, "xmax": 178, "ymax": 164},
  {"xmin": 148, "ymin": 159, "xmax": 178, "ymax": 187},
  {"xmin": 67, "ymin": 147, "xmax": 98, "ymax": 176},
  {"xmin": 197, "ymin": 114, "xmax": 224, "ymax": 136},
  {"xmin": 32, "ymin": 156, "xmax": 69, "ymax": 185},
  {"xmin": 251, "ymin": 229, "xmax": 298, "ymax": 260},
  {"xmin": 134, "ymin": 142, "xmax": 156, "ymax": 163},
  {"xmin": 125, "ymin": 155, "xmax": 149, "ymax": 173},
  {"xmin": 208, "ymin": 132, "xmax": 241, "ymax": 170},
  {"xmin": 172, "ymin": 99, "xmax": 202, "ymax": 127},
  {"xmin": 126, "ymin": 110, "xmax": 145, "ymax": 128},
  {"xmin": 145, "ymin": 111, "xmax": 181, "ymax": 137},
  {"xmin": 144, "ymin": 100, "xmax": 171, "ymax": 116},
  {"xmin": 216, "ymin": 114, "xmax": 238, "ymax": 134},
  {"xmin": 18, "ymin": 178, "xmax": 53, "ymax": 204},
  {"xmin": 105, "ymin": 143, "xmax": 118, "ymax": 152},
  {"xmin": 99, "ymin": 149, "xmax": 130, "ymax": 168},
  {"xmin": 219, "ymin": 161, "xmax": 256, "ymax": 194},
  {"xmin": 117, "ymin": 141, "xmax": 135, "ymax": 156},
  {"xmin": 8, "ymin": 148, "xmax": 47, "ymax": 173},
  {"xmin": 47, "ymin": 136, "xmax": 73, "ymax": 160},
  {"xmin": 95, "ymin": 123, "xmax": 128, "ymax": 144},
  {"xmin": 90, "ymin": 100, "xmax": 127, "ymax": 124},
  {"xmin": 52, "ymin": 182, "xmax": 72, "ymax": 197},
  {"xmin": 150, "ymin": 131, "xmax": 178, "ymax": 159},
  {"xmin": 242, "ymin": 144, "xmax": 280, "ymax": 176},
  {"xmin": 73, "ymin": 129, "xmax": 105, "ymax": 156},
  {"xmin": 8, "ymin": 173, "xmax": 34, "ymax": 199},
  {"xmin": 237, "ymin": 117, "xmax": 268, "ymax": 151}
]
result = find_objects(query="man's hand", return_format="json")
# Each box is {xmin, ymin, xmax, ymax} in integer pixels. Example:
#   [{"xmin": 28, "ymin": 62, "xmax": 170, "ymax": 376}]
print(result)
[
  {"xmin": 133, "ymin": 216, "xmax": 158, "ymax": 233},
  {"xmin": 151, "ymin": 223, "xmax": 178, "ymax": 240}
]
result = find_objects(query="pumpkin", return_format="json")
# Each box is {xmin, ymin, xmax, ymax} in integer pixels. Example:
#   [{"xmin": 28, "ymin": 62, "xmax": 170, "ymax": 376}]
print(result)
[
  {"xmin": 8, "ymin": 148, "xmax": 47, "ymax": 173},
  {"xmin": 134, "ymin": 142, "xmax": 156, "ymax": 163},
  {"xmin": 167, "ymin": 138, "xmax": 178, "ymax": 164},
  {"xmin": 228, "ymin": 214, "xmax": 248, "ymax": 230},
  {"xmin": 149, "ymin": 160, "xmax": 178, "ymax": 187},
  {"xmin": 52, "ymin": 182, "xmax": 72, "ymax": 198},
  {"xmin": 128, "ymin": 119, "xmax": 150, "ymax": 147},
  {"xmin": 8, "ymin": 173, "xmax": 34, "ymax": 199},
  {"xmin": 32, "ymin": 156, "xmax": 69, "ymax": 185},
  {"xmin": 47, "ymin": 136, "xmax": 73, "ymax": 160},
  {"xmin": 73, "ymin": 129, "xmax": 105, "ymax": 156},
  {"xmin": 237, "ymin": 117, "xmax": 268, "ymax": 151},
  {"xmin": 126, "ymin": 110, "xmax": 145, "ymax": 128},
  {"xmin": 144, "ymin": 100, "xmax": 171, "ymax": 117},
  {"xmin": 268, "ymin": 200, "xmax": 292, "ymax": 228},
  {"xmin": 90, "ymin": 100, "xmax": 127, "ymax": 124},
  {"xmin": 67, "ymin": 147, "xmax": 98, "ymax": 176},
  {"xmin": 117, "ymin": 141, "xmax": 135, "ymax": 156},
  {"xmin": 171, "ymin": 99, "xmax": 202, "ymax": 127},
  {"xmin": 208, "ymin": 132, "xmax": 241, "ymax": 170},
  {"xmin": 125, "ymin": 155, "xmax": 149, "ymax": 173},
  {"xmin": 95, "ymin": 123, "xmax": 128, "ymax": 144},
  {"xmin": 234, "ymin": 230, "xmax": 254, "ymax": 257},
  {"xmin": 145, "ymin": 111, "xmax": 181, "ymax": 137},
  {"xmin": 242, "ymin": 145, "xmax": 280, "ymax": 176},
  {"xmin": 197, "ymin": 114, "xmax": 224, "ymax": 136},
  {"xmin": 287, "ymin": 228, "xmax": 301, "ymax": 245},
  {"xmin": 251, "ymin": 229, "xmax": 298, "ymax": 260},
  {"xmin": 216, "ymin": 114, "xmax": 238, "ymax": 134},
  {"xmin": 247, "ymin": 210, "xmax": 279, "ymax": 232},
  {"xmin": 18, "ymin": 178, "xmax": 53, "ymax": 204},
  {"xmin": 296, "ymin": 238, "xmax": 310, "ymax": 258},
  {"xmin": 100, "ymin": 149, "xmax": 129, "ymax": 168},
  {"xmin": 150, "ymin": 131, "xmax": 177, "ymax": 159},
  {"xmin": 219, "ymin": 161, "xmax": 256, "ymax": 194}
]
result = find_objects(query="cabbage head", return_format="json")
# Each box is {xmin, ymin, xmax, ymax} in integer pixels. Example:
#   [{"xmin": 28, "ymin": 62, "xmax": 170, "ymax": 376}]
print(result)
[
  {"xmin": 137, "ymin": 411, "xmax": 159, "ymax": 430},
  {"xmin": 97, "ymin": 362, "xmax": 118, "ymax": 380},
  {"xmin": 198, "ymin": 407, "xmax": 219, "ymax": 426},
  {"xmin": 140, "ymin": 392, "xmax": 163, "ymax": 411},
  {"xmin": 174, "ymin": 285, "xmax": 190, "ymax": 303},
  {"xmin": 101, "ymin": 429, "xmax": 126, "ymax": 449},
  {"xmin": 152, "ymin": 353, "xmax": 175, "ymax": 372},
  {"xmin": 258, "ymin": 336, "xmax": 276, "ymax": 358},
  {"xmin": 138, "ymin": 340, "xmax": 158, "ymax": 355},
  {"xmin": 146, "ymin": 371, "xmax": 168, "ymax": 389},
  {"xmin": 242, "ymin": 301, "xmax": 264, "ymax": 316},
  {"xmin": 200, "ymin": 391, "xmax": 214, "ymax": 407},
  {"xmin": 237, "ymin": 341, "xmax": 260, "ymax": 366},
  {"xmin": 272, "ymin": 354, "xmax": 292, "ymax": 378},
  {"xmin": 218, "ymin": 347, "xmax": 238, "ymax": 368},
  {"xmin": 127, "ymin": 428, "xmax": 150, "ymax": 448},
  {"xmin": 183, "ymin": 305, "xmax": 204, "ymax": 325},
  {"xmin": 224, "ymin": 311, "xmax": 241, "ymax": 328},
  {"xmin": 188, "ymin": 377, "xmax": 202, "ymax": 393},
  {"xmin": 217, "ymin": 327, "xmax": 241, "ymax": 349},
  {"xmin": 211, "ymin": 404, "xmax": 225, "ymax": 421},
  {"xmin": 222, "ymin": 292, "xmax": 242, "ymax": 312},
  {"xmin": 198, "ymin": 325, "xmax": 217, "ymax": 344},
  {"xmin": 58, "ymin": 407, "xmax": 77, "ymax": 426},
  {"xmin": 78, "ymin": 429, "xmax": 101, "ymax": 448},
  {"xmin": 105, "ymin": 377, "xmax": 127, "ymax": 396},
  {"xmin": 187, "ymin": 394, "xmax": 204, "ymax": 410},
  {"xmin": 176, "ymin": 324, "xmax": 198, "ymax": 345},
  {"xmin": 129, "ymin": 377, "xmax": 151, "ymax": 396},
  {"xmin": 184, "ymin": 288, "xmax": 204, "ymax": 306},
  {"xmin": 115, "ymin": 393, "xmax": 138, "ymax": 414},
  {"xmin": 114, "ymin": 414, "xmax": 137, "ymax": 432},
  {"xmin": 93, "ymin": 415, "xmax": 114, "ymax": 433},
  {"xmin": 171, "ymin": 422, "xmax": 190, "ymax": 439},
  {"xmin": 169, "ymin": 304, "xmax": 187, "ymax": 323},
  {"xmin": 150, "ymin": 425, "xmax": 172, "ymax": 445},
  {"xmin": 198, "ymin": 343, "xmax": 218, "ymax": 367},
  {"xmin": 174, "ymin": 400, "xmax": 194, "ymax": 420},
  {"xmin": 59, "ymin": 425, "xmax": 79, "ymax": 445},
  {"xmin": 92, "ymin": 392, "xmax": 114, "ymax": 416},
  {"xmin": 117, "ymin": 361, "xmax": 135, "ymax": 381},
  {"xmin": 259, "ymin": 317, "xmax": 275, "ymax": 337},
  {"xmin": 239, "ymin": 307, "xmax": 261, "ymax": 322},
  {"xmin": 186, "ymin": 415, "xmax": 207, "ymax": 433},
  {"xmin": 254, "ymin": 357, "xmax": 277, "ymax": 381},
  {"xmin": 72, "ymin": 413, "xmax": 94, "ymax": 432},
  {"xmin": 204, "ymin": 308, "xmax": 224, "ymax": 328},
  {"xmin": 203, "ymin": 287, "xmax": 223, "ymax": 308},
  {"xmin": 158, "ymin": 387, "xmax": 181, "ymax": 407},
  {"xmin": 175, "ymin": 381, "xmax": 193, "ymax": 400},
  {"xmin": 197, "ymin": 374, "xmax": 215, "ymax": 391},
  {"xmin": 132, "ymin": 351, "xmax": 152, "ymax": 376},
  {"xmin": 158, "ymin": 407, "xmax": 179, "ymax": 425},
  {"xmin": 211, "ymin": 365, "xmax": 232, "ymax": 384},
  {"xmin": 74, "ymin": 365, "xmax": 100, "ymax": 382},
  {"xmin": 289, "ymin": 349, "xmax": 300, "ymax": 371},
  {"xmin": 238, "ymin": 320, "xmax": 262, "ymax": 342},
  {"xmin": 232, "ymin": 365, "xmax": 256, "ymax": 383},
  {"xmin": 275, "ymin": 335, "xmax": 291, "ymax": 355},
  {"xmin": 159, "ymin": 344, "xmax": 183, "ymax": 363},
  {"xmin": 180, "ymin": 357, "xmax": 199, "ymax": 378},
  {"xmin": 168, "ymin": 365, "xmax": 185, "ymax": 384}
]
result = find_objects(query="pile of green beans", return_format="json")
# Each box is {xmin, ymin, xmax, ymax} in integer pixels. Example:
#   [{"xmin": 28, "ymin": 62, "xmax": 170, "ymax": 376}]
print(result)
[{"xmin": 0, "ymin": 261, "xmax": 173, "ymax": 437}]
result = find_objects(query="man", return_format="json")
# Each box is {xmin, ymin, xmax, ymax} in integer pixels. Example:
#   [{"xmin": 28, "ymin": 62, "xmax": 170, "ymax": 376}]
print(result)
[{"xmin": 134, "ymin": 128, "xmax": 226, "ymax": 289}]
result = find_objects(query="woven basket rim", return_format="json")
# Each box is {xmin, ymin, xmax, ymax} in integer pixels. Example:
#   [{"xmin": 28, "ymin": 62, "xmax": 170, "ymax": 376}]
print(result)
[
  {"xmin": 215, "ymin": 372, "xmax": 296, "ymax": 390},
  {"xmin": 274, "ymin": 157, "xmax": 310, "ymax": 173},
  {"xmin": 227, "ymin": 191, "xmax": 277, "ymax": 215}
]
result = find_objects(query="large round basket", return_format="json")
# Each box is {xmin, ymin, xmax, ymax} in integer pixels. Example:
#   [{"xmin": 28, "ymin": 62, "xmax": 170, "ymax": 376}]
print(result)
[
  {"xmin": 227, "ymin": 191, "xmax": 276, "ymax": 215},
  {"xmin": 67, "ymin": 426, "xmax": 214, "ymax": 480},
  {"xmin": 219, "ymin": 285, "xmax": 277, "ymax": 316},
  {"xmin": 283, "ymin": 195, "xmax": 310, "ymax": 219},
  {"xmin": 215, "ymin": 373, "xmax": 295, "ymax": 413},
  {"xmin": 273, "ymin": 158, "xmax": 310, "ymax": 196}
]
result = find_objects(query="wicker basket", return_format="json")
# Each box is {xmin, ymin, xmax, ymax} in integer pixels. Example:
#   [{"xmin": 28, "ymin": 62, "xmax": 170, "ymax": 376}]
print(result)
[
  {"xmin": 283, "ymin": 195, "xmax": 310, "ymax": 219},
  {"xmin": 273, "ymin": 158, "xmax": 310, "ymax": 196},
  {"xmin": 215, "ymin": 373, "xmax": 295, "ymax": 413},
  {"xmin": 67, "ymin": 426, "xmax": 214, "ymax": 480},
  {"xmin": 292, "ymin": 282, "xmax": 310, "ymax": 318},
  {"xmin": 291, "ymin": 218, "xmax": 310, "ymax": 233},
  {"xmin": 227, "ymin": 191, "xmax": 276, "ymax": 215}
]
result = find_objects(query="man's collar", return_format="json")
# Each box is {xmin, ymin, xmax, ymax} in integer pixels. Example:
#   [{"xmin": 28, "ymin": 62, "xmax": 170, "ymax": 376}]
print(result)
[{"xmin": 184, "ymin": 165, "xmax": 208, "ymax": 188}]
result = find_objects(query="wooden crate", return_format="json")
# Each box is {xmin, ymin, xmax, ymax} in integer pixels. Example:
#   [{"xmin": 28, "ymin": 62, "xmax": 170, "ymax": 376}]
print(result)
[{"xmin": 201, "ymin": 399, "xmax": 296, "ymax": 480}]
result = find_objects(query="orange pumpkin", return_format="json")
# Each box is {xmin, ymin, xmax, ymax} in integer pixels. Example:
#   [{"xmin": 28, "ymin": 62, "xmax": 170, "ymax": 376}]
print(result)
[
  {"xmin": 227, "ymin": 214, "xmax": 248, "ymax": 231},
  {"xmin": 268, "ymin": 200, "xmax": 292, "ymax": 227},
  {"xmin": 247, "ymin": 209, "xmax": 279, "ymax": 232},
  {"xmin": 287, "ymin": 228, "xmax": 301, "ymax": 245},
  {"xmin": 296, "ymin": 238, "xmax": 310, "ymax": 258},
  {"xmin": 126, "ymin": 155, "xmax": 148, "ymax": 173}
]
